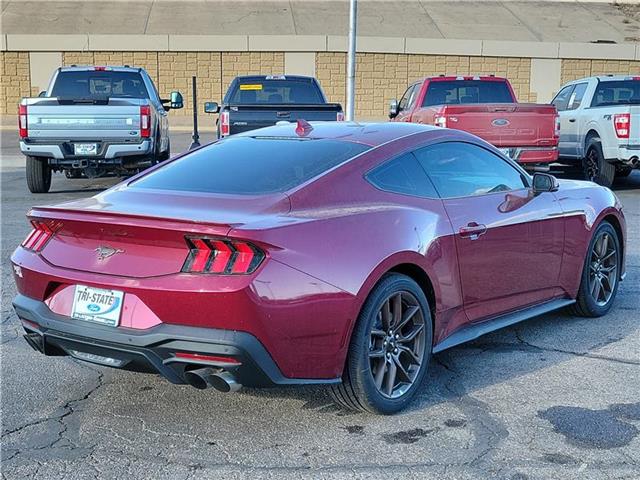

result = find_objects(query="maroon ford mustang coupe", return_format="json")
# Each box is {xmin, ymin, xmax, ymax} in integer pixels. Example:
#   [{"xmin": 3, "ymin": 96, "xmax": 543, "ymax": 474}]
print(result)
[{"xmin": 12, "ymin": 122, "xmax": 626, "ymax": 414}]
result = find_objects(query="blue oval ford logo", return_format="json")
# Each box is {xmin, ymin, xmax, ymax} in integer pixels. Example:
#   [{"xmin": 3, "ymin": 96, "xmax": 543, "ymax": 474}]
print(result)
[
  {"xmin": 87, "ymin": 304, "xmax": 101, "ymax": 312},
  {"xmin": 492, "ymin": 118, "xmax": 510, "ymax": 127}
]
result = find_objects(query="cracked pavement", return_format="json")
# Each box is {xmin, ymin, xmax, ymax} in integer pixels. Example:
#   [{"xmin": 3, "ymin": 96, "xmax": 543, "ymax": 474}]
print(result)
[{"xmin": 1, "ymin": 131, "xmax": 639, "ymax": 479}]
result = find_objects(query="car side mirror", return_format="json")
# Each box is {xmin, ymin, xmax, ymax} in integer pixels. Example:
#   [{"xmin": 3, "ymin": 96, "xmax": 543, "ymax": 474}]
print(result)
[
  {"xmin": 170, "ymin": 91, "xmax": 183, "ymax": 109},
  {"xmin": 389, "ymin": 99, "xmax": 399, "ymax": 119},
  {"xmin": 204, "ymin": 102, "xmax": 220, "ymax": 114},
  {"xmin": 532, "ymin": 172, "xmax": 559, "ymax": 194}
]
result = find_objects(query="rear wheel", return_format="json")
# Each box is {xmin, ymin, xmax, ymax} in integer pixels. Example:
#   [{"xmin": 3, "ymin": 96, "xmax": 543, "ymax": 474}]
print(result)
[
  {"xmin": 330, "ymin": 273, "xmax": 432, "ymax": 414},
  {"xmin": 26, "ymin": 156, "xmax": 52, "ymax": 193},
  {"xmin": 582, "ymin": 137, "xmax": 614, "ymax": 187},
  {"xmin": 570, "ymin": 221, "xmax": 620, "ymax": 317}
]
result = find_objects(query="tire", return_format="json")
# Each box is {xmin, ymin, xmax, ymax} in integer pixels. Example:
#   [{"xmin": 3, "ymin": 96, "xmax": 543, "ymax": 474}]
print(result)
[
  {"xmin": 330, "ymin": 273, "xmax": 433, "ymax": 414},
  {"xmin": 582, "ymin": 137, "xmax": 614, "ymax": 188},
  {"xmin": 26, "ymin": 156, "xmax": 52, "ymax": 193},
  {"xmin": 615, "ymin": 165, "xmax": 633, "ymax": 178},
  {"xmin": 570, "ymin": 221, "xmax": 621, "ymax": 318}
]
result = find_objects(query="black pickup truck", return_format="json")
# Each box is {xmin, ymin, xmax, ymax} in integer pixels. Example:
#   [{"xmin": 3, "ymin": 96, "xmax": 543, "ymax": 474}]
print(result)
[{"xmin": 205, "ymin": 75, "xmax": 343, "ymax": 137}]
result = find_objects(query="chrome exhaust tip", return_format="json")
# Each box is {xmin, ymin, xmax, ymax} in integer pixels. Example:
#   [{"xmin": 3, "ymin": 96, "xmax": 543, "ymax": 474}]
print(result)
[{"xmin": 184, "ymin": 367, "xmax": 242, "ymax": 392}]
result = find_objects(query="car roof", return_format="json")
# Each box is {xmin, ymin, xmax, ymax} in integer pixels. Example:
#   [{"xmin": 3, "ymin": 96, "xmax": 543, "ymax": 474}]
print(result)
[{"xmin": 236, "ymin": 121, "xmax": 438, "ymax": 148}]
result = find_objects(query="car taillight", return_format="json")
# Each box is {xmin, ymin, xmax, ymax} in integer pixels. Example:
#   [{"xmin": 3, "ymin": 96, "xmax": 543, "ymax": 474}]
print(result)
[
  {"xmin": 336, "ymin": 111, "xmax": 345, "ymax": 121},
  {"xmin": 19, "ymin": 104, "xmax": 28, "ymax": 138},
  {"xmin": 220, "ymin": 111, "xmax": 230, "ymax": 137},
  {"xmin": 554, "ymin": 115, "xmax": 560, "ymax": 138},
  {"xmin": 140, "ymin": 105, "xmax": 151, "ymax": 138},
  {"xmin": 21, "ymin": 220, "xmax": 62, "ymax": 252},
  {"xmin": 614, "ymin": 113, "xmax": 630, "ymax": 139},
  {"xmin": 182, "ymin": 237, "xmax": 265, "ymax": 274},
  {"xmin": 434, "ymin": 115, "xmax": 447, "ymax": 128}
]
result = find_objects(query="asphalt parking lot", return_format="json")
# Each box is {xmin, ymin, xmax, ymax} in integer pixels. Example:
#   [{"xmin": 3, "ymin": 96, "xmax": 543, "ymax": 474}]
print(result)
[{"xmin": 1, "ymin": 130, "xmax": 639, "ymax": 480}]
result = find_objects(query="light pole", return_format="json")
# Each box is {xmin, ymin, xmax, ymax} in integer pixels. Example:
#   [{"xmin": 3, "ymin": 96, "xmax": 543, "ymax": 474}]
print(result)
[{"xmin": 346, "ymin": 0, "xmax": 357, "ymax": 121}]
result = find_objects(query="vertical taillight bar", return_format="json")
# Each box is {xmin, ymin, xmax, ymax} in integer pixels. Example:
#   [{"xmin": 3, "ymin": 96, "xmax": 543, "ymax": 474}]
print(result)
[
  {"xmin": 554, "ymin": 115, "xmax": 560, "ymax": 139},
  {"xmin": 19, "ymin": 104, "xmax": 28, "ymax": 138},
  {"xmin": 614, "ymin": 113, "xmax": 630, "ymax": 139},
  {"xmin": 220, "ymin": 111, "xmax": 230, "ymax": 137},
  {"xmin": 336, "ymin": 111, "xmax": 345, "ymax": 122},
  {"xmin": 140, "ymin": 105, "xmax": 151, "ymax": 138}
]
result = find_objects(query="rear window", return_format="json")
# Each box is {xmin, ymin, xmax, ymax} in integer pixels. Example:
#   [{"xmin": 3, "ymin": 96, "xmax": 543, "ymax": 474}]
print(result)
[
  {"xmin": 226, "ymin": 78, "xmax": 324, "ymax": 104},
  {"xmin": 132, "ymin": 137, "xmax": 370, "ymax": 195},
  {"xmin": 591, "ymin": 80, "xmax": 640, "ymax": 107},
  {"xmin": 423, "ymin": 80, "xmax": 514, "ymax": 106},
  {"xmin": 50, "ymin": 71, "xmax": 149, "ymax": 99}
]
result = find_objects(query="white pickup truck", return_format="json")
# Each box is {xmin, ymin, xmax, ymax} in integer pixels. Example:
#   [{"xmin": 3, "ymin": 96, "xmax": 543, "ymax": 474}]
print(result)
[
  {"xmin": 19, "ymin": 66, "xmax": 183, "ymax": 193},
  {"xmin": 552, "ymin": 75, "xmax": 639, "ymax": 187}
]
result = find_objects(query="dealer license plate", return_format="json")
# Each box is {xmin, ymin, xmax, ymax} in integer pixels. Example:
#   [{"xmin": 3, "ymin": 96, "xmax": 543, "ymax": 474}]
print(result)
[
  {"xmin": 74, "ymin": 143, "xmax": 97, "ymax": 155},
  {"xmin": 71, "ymin": 285, "xmax": 124, "ymax": 327}
]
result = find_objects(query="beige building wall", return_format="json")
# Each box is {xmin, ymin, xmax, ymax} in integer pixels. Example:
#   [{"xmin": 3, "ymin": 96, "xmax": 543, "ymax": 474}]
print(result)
[
  {"xmin": 561, "ymin": 59, "xmax": 640, "ymax": 84},
  {"xmin": 0, "ymin": 52, "xmax": 31, "ymax": 114}
]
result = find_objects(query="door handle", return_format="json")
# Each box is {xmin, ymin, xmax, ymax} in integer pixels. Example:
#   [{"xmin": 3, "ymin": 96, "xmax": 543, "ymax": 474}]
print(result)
[
  {"xmin": 568, "ymin": 118, "xmax": 576, "ymax": 123},
  {"xmin": 458, "ymin": 222, "xmax": 487, "ymax": 240}
]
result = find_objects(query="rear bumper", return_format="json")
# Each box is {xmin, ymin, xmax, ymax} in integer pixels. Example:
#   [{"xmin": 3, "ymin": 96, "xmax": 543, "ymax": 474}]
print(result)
[
  {"xmin": 605, "ymin": 144, "xmax": 640, "ymax": 166},
  {"xmin": 503, "ymin": 146, "xmax": 559, "ymax": 164},
  {"xmin": 20, "ymin": 139, "xmax": 153, "ymax": 160},
  {"xmin": 13, "ymin": 294, "xmax": 340, "ymax": 388}
]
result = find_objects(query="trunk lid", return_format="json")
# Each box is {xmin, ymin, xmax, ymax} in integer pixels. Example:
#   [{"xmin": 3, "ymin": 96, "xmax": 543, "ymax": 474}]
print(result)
[
  {"xmin": 31, "ymin": 188, "xmax": 290, "ymax": 278},
  {"xmin": 23, "ymin": 97, "xmax": 145, "ymax": 140},
  {"xmin": 439, "ymin": 103, "xmax": 558, "ymax": 148}
]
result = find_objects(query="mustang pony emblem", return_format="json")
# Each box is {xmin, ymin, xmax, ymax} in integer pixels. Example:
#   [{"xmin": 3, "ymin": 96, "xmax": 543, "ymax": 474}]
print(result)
[{"xmin": 95, "ymin": 246, "xmax": 124, "ymax": 261}]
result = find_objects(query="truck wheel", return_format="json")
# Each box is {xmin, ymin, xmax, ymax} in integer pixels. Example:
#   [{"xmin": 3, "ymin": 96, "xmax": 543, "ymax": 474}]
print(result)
[
  {"xmin": 26, "ymin": 156, "xmax": 52, "ymax": 193},
  {"xmin": 160, "ymin": 139, "xmax": 171, "ymax": 161},
  {"xmin": 583, "ymin": 137, "xmax": 614, "ymax": 188},
  {"xmin": 615, "ymin": 165, "xmax": 633, "ymax": 178}
]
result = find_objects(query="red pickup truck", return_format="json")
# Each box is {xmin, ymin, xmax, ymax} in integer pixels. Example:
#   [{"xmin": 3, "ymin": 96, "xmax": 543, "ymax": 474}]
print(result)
[{"xmin": 389, "ymin": 76, "xmax": 559, "ymax": 169}]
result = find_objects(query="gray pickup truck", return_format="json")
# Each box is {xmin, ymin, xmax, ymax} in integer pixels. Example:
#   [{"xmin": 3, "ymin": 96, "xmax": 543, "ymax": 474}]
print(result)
[{"xmin": 19, "ymin": 66, "xmax": 183, "ymax": 193}]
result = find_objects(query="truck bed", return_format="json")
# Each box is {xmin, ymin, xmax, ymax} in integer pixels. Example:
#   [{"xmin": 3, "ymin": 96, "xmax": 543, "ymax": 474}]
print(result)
[{"xmin": 225, "ymin": 103, "xmax": 342, "ymax": 135}]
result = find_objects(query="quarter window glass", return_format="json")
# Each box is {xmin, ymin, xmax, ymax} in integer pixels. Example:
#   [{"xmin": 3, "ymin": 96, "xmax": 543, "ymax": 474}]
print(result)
[
  {"xmin": 398, "ymin": 85, "xmax": 417, "ymax": 111},
  {"xmin": 568, "ymin": 83, "xmax": 588, "ymax": 110},
  {"xmin": 414, "ymin": 142, "xmax": 527, "ymax": 198},
  {"xmin": 551, "ymin": 85, "xmax": 574, "ymax": 111},
  {"xmin": 366, "ymin": 152, "xmax": 438, "ymax": 198}
]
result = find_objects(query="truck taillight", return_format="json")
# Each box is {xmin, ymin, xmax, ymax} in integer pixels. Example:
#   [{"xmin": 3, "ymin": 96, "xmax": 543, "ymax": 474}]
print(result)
[
  {"xmin": 434, "ymin": 116, "xmax": 447, "ymax": 128},
  {"xmin": 554, "ymin": 115, "xmax": 560, "ymax": 138},
  {"xmin": 220, "ymin": 111, "xmax": 230, "ymax": 137},
  {"xmin": 19, "ymin": 104, "xmax": 28, "ymax": 138},
  {"xmin": 614, "ymin": 113, "xmax": 630, "ymax": 139},
  {"xmin": 140, "ymin": 105, "xmax": 151, "ymax": 138},
  {"xmin": 336, "ymin": 111, "xmax": 345, "ymax": 122},
  {"xmin": 182, "ymin": 237, "xmax": 265, "ymax": 274},
  {"xmin": 21, "ymin": 220, "xmax": 62, "ymax": 252}
]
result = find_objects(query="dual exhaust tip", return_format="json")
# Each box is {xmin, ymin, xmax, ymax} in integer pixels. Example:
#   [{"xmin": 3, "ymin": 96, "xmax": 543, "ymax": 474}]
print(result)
[{"xmin": 184, "ymin": 367, "xmax": 241, "ymax": 393}]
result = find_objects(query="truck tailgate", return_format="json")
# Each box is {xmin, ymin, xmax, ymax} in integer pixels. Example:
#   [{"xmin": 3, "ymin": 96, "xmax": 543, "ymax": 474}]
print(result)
[
  {"xmin": 439, "ymin": 103, "xmax": 558, "ymax": 147},
  {"xmin": 24, "ymin": 98, "xmax": 145, "ymax": 140},
  {"xmin": 227, "ymin": 104, "xmax": 342, "ymax": 135}
]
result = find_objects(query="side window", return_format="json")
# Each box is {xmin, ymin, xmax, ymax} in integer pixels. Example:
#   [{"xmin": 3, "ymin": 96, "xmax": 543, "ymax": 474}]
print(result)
[
  {"xmin": 567, "ymin": 83, "xmax": 588, "ymax": 110},
  {"xmin": 398, "ymin": 84, "xmax": 417, "ymax": 112},
  {"xmin": 366, "ymin": 152, "xmax": 438, "ymax": 198},
  {"xmin": 414, "ymin": 142, "xmax": 527, "ymax": 199},
  {"xmin": 551, "ymin": 85, "xmax": 575, "ymax": 112}
]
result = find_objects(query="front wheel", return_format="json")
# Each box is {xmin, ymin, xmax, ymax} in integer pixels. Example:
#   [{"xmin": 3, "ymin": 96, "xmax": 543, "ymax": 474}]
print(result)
[
  {"xmin": 570, "ymin": 221, "xmax": 621, "ymax": 317},
  {"xmin": 582, "ymin": 137, "xmax": 614, "ymax": 187},
  {"xmin": 330, "ymin": 273, "xmax": 432, "ymax": 414},
  {"xmin": 26, "ymin": 156, "xmax": 52, "ymax": 193}
]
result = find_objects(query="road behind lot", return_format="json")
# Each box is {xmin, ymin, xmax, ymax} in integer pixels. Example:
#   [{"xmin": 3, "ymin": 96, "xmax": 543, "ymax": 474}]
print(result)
[{"xmin": 1, "ymin": 131, "xmax": 639, "ymax": 480}]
